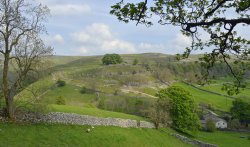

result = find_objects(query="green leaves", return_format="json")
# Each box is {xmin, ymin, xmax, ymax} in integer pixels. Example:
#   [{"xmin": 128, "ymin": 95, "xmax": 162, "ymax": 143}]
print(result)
[
  {"xmin": 156, "ymin": 86, "xmax": 201, "ymax": 135},
  {"xmin": 111, "ymin": 0, "xmax": 250, "ymax": 92},
  {"xmin": 102, "ymin": 54, "xmax": 123, "ymax": 65}
]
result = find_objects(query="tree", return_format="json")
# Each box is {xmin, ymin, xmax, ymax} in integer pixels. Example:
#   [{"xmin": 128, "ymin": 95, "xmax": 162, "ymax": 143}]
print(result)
[
  {"xmin": 149, "ymin": 95, "xmax": 170, "ymax": 129},
  {"xmin": 206, "ymin": 119, "xmax": 216, "ymax": 132},
  {"xmin": 111, "ymin": 0, "xmax": 250, "ymax": 93},
  {"xmin": 133, "ymin": 58, "xmax": 139, "ymax": 65},
  {"xmin": 156, "ymin": 86, "xmax": 200, "ymax": 134},
  {"xmin": 56, "ymin": 80, "xmax": 66, "ymax": 87},
  {"xmin": 0, "ymin": 0, "xmax": 51, "ymax": 119},
  {"xmin": 102, "ymin": 54, "xmax": 123, "ymax": 65},
  {"xmin": 230, "ymin": 99, "xmax": 250, "ymax": 127}
]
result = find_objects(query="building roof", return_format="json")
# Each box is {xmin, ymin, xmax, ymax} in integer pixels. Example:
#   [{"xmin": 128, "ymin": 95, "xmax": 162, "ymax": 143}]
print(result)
[{"xmin": 203, "ymin": 113, "xmax": 227, "ymax": 123}]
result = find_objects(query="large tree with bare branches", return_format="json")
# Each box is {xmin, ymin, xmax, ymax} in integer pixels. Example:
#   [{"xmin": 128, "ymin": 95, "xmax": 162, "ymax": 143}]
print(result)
[
  {"xmin": 0, "ymin": 0, "xmax": 52, "ymax": 119},
  {"xmin": 111, "ymin": 0, "xmax": 250, "ymax": 94}
]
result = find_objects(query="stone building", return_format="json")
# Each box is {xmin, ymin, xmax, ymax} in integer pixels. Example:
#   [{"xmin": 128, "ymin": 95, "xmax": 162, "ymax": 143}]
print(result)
[{"xmin": 201, "ymin": 112, "xmax": 227, "ymax": 129}]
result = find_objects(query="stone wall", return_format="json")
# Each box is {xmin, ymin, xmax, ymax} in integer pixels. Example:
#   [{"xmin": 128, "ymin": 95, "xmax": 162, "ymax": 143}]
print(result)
[
  {"xmin": 17, "ymin": 112, "xmax": 155, "ymax": 128},
  {"xmin": 172, "ymin": 133, "xmax": 218, "ymax": 147}
]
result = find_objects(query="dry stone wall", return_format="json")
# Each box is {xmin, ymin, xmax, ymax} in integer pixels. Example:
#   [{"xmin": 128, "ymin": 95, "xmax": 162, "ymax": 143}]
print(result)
[
  {"xmin": 172, "ymin": 133, "xmax": 218, "ymax": 147},
  {"xmin": 18, "ymin": 112, "xmax": 155, "ymax": 128}
]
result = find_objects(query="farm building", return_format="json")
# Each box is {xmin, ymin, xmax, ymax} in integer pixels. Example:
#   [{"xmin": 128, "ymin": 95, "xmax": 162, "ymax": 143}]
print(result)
[{"xmin": 201, "ymin": 112, "xmax": 227, "ymax": 129}]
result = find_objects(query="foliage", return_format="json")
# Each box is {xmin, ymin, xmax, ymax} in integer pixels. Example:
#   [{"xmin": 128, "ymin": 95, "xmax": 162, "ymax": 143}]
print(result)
[
  {"xmin": 0, "ymin": 0, "xmax": 51, "ymax": 119},
  {"xmin": 56, "ymin": 80, "xmax": 66, "ymax": 87},
  {"xmin": 56, "ymin": 96, "xmax": 66, "ymax": 105},
  {"xmin": 148, "ymin": 96, "xmax": 170, "ymax": 129},
  {"xmin": 102, "ymin": 54, "xmax": 123, "ymax": 65},
  {"xmin": 156, "ymin": 86, "xmax": 201, "ymax": 134},
  {"xmin": 110, "ymin": 0, "xmax": 250, "ymax": 93},
  {"xmin": 230, "ymin": 99, "xmax": 250, "ymax": 125},
  {"xmin": 133, "ymin": 59, "xmax": 139, "ymax": 65},
  {"xmin": 80, "ymin": 86, "xmax": 88, "ymax": 94},
  {"xmin": 206, "ymin": 119, "xmax": 216, "ymax": 132},
  {"xmin": 228, "ymin": 119, "xmax": 241, "ymax": 129}
]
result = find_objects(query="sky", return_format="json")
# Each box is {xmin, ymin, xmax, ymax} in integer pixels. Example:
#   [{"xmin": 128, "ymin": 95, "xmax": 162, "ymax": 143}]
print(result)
[{"xmin": 36, "ymin": 0, "xmax": 249, "ymax": 56}]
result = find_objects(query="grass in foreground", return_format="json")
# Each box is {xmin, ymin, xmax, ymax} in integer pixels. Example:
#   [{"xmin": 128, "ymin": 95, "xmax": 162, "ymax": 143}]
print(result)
[
  {"xmin": 50, "ymin": 104, "xmax": 146, "ymax": 121},
  {"xmin": 0, "ymin": 123, "xmax": 191, "ymax": 147}
]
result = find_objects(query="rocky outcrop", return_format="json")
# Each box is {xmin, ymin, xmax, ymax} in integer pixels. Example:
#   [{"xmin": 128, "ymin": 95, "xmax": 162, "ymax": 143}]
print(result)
[{"xmin": 16, "ymin": 112, "xmax": 155, "ymax": 128}]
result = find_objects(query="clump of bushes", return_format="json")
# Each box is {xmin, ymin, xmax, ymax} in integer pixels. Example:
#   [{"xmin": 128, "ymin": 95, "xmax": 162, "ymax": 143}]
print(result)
[
  {"xmin": 133, "ymin": 59, "xmax": 138, "ymax": 65},
  {"xmin": 80, "ymin": 86, "xmax": 88, "ymax": 94},
  {"xmin": 229, "ymin": 119, "xmax": 241, "ymax": 129},
  {"xmin": 102, "ymin": 54, "xmax": 123, "ymax": 65},
  {"xmin": 56, "ymin": 96, "xmax": 66, "ymax": 105},
  {"xmin": 206, "ymin": 119, "xmax": 216, "ymax": 132},
  {"xmin": 56, "ymin": 80, "xmax": 66, "ymax": 87}
]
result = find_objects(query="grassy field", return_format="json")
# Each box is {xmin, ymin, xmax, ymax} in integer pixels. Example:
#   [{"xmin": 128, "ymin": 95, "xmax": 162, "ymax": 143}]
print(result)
[
  {"xmin": 173, "ymin": 82, "xmax": 233, "ymax": 111},
  {"xmin": 0, "ymin": 123, "xmax": 191, "ymax": 147},
  {"xmin": 200, "ymin": 84, "xmax": 250, "ymax": 101},
  {"xmin": 196, "ymin": 131, "xmax": 250, "ymax": 147},
  {"xmin": 49, "ymin": 104, "xmax": 146, "ymax": 121}
]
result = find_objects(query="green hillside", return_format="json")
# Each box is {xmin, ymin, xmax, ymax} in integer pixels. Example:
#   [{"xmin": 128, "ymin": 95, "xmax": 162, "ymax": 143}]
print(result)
[{"xmin": 7, "ymin": 53, "xmax": 250, "ymax": 147}]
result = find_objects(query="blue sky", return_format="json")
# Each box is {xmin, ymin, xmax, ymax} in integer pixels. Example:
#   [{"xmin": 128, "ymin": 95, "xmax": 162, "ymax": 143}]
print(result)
[{"xmin": 36, "ymin": 0, "xmax": 249, "ymax": 56}]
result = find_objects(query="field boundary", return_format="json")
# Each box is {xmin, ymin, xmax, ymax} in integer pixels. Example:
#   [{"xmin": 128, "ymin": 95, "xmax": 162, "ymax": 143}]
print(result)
[
  {"xmin": 15, "ymin": 112, "xmax": 155, "ymax": 129},
  {"xmin": 182, "ymin": 81, "xmax": 236, "ymax": 99}
]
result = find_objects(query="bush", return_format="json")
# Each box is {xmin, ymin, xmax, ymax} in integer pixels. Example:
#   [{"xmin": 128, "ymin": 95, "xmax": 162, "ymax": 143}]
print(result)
[
  {"xmin": 102, "ymin": 54, "xmax": 123, "ymax": 65},
  {"xmin": 133, "ymin": 59, "xmax": 138, "ymax": 65},
  {"xmin": 56, "ymin": 96, "xmax": 66, "ymax": 105},
  {"xmin": 148, "ymin": 97, "xmax": 170, "ymax": 129},
  {"xmin": 229, "ymin": 119, "xmax": 241, "ymax": 129},
  {"xmin": 80, "ymin": 86, "xmax": 88, "ymax": 94},
  {"xmin": 206, "ymin": 119, "xmax": 216, "ymax": 132},
  {"xmin": 56, "ymin": 80, "xmax": 66, "ymax": 87},
  {"xmin": 156, "ymin": 86, "xmax": 201, "ymax": 134}
]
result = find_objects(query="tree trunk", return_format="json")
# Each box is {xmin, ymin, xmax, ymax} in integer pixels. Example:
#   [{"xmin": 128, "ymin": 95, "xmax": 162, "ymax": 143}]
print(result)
[{"xmin": 2, "ymin": 53, "xmax": 14, "ymax": 119}]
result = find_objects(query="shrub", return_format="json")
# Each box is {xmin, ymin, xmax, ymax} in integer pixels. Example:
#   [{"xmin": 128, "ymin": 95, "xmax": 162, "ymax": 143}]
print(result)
[
  {"xmin": 102, "ymin": 54, "xmax": 123, "ymax": 65},
  {"xmin": 56, "ymin": 96, "xmax": 66, "ymax": 105},
  {"xmin": 206, "ymin": 119, "xmax": 216, "ymax": 132},
  {"xmin": 133, "ymin": 59, "xmax": 138, "ymax": 65},
  {"xmin": 80, "ymin": 86, "xmax": 88, "ymax": 94},
  {"xmin": 229, "ymin": 119, "xmax": 241, "ymax": 129},
  {"xmin": 56, "ymin": 80, "xmax": 66, "ymax": 87},
  {"xmin": 148, "ymin": 97, "xmax": 170, "ymax": 129}
]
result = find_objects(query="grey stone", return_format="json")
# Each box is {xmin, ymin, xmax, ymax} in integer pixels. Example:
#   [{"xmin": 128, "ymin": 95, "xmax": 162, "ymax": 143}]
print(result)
[{"xmin": 14, "ymin": 112, "xmax": 155, "ymax": 129}]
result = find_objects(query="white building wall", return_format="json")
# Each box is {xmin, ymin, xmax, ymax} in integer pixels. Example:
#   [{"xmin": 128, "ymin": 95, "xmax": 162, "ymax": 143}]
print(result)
[{"xmin": 215, "ymin": 121, "xmax": 227, "ymax": 129}]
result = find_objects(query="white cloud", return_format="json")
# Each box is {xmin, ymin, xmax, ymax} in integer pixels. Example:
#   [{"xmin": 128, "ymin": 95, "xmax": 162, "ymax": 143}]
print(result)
[
  {"xmin": 138, "ymin": 43, "xmax": 165, "ymax": 50},
  {"xmin": 102, "ymin": 40, "xmax": 136, "ymax": 53},
  {"xmin": 71, "ymin": 23, "xmax": 136, "ymax": 55},
  {"xmin": 45, "ymin": 34, "xmax": 64, "ymax": 45},
  {"xmin": 49, "ymin": 4, "xmax": 91, "ymax": 16},
  {"xmin": 173, "ymin": 33, "xmax": 192, "ymax": 47},
  {"xmin": 77, "ymin": 46, "xmax": 88, "ymax": 54}
]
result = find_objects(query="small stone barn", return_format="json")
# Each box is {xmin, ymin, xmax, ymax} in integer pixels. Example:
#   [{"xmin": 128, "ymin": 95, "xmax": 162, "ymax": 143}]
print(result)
[{"xmin": 201, "ymin": 112, "xmax": 227, "ymax": 129}]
